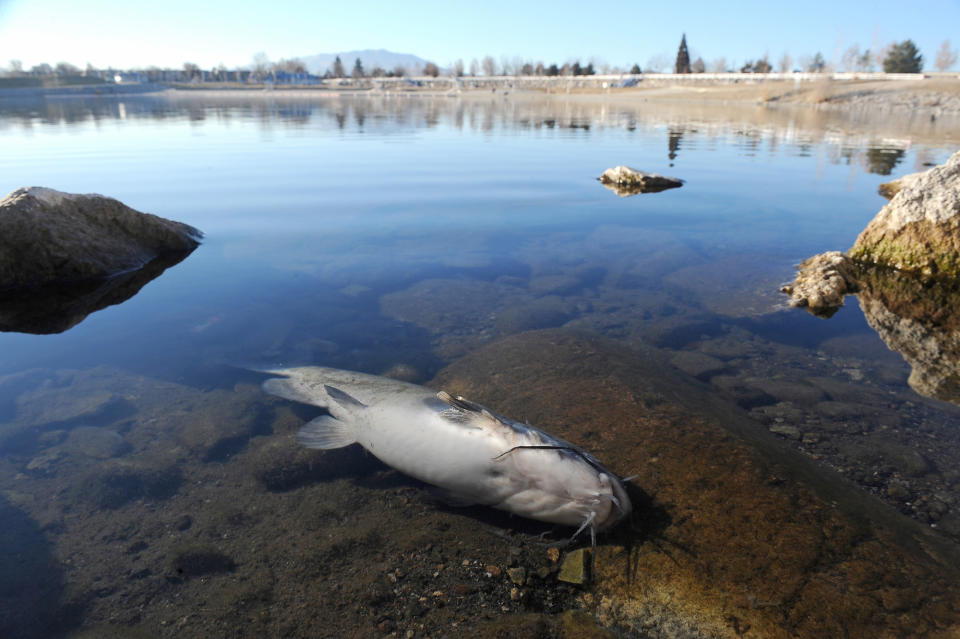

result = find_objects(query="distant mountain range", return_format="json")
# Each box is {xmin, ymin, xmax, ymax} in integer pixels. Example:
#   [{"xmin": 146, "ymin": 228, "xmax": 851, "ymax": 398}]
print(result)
[{"xmin": 299, "ymin": 49, "xmax": 432, "ymax": 75}]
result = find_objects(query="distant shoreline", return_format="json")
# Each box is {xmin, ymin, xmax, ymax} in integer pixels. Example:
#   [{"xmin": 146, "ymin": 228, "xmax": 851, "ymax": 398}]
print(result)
[{"xmin": 2, "ymin": 75, "xmax": 959, "ymax": 117}]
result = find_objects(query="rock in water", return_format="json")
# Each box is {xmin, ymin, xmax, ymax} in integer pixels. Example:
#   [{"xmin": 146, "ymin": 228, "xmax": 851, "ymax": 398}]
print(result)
[
  {"xmin": 780, "ymin": 251, "xmax": 860, "ymax": 316},
  {"xmin": 0, "ymin": 187, "xmax": 202, "ymax": 290},
  {"xmin": 849, "ymin": 151, "xmax": 960, "ymax": 277},
  {"xmin": 598, "ymin": 166, "xmax": 683, "ymax": 196}
]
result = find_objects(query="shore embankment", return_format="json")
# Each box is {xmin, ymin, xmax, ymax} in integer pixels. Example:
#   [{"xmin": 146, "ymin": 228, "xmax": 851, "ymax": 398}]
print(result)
[{"xmin": 3, "ymin": 73, "xmax": 960, "ymax": 117}]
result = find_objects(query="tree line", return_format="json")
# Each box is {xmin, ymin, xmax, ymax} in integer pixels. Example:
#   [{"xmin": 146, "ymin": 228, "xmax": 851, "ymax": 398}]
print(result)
[
  {"xmin": 672, "ymin": 36, "xmax": 955, "ymax": 75},
  {"xmin": 3, "ymin": 37, "xmax": 956, "ymax": 83}
]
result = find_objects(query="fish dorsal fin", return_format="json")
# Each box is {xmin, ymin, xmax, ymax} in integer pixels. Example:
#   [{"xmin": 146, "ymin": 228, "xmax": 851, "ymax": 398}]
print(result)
[
  {"xmin": 324, "ymin": 385, "xmax": 367, "ymax": 409},
  {"xmin": 436, "ymin": 391, "xmax": 506, "ymax": 430}
]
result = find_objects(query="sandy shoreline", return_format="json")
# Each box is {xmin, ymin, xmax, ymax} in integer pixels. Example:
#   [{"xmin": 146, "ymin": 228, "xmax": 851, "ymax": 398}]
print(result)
[{"xmin": 4, "ymin": 77, "xmax": 960, "ymax": 117}]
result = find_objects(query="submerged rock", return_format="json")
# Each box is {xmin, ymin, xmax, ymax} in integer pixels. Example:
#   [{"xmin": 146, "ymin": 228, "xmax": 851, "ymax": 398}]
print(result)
[
  {"xmin": 432, "ymin": 329, "xmax": 960, "ymax": 638},
  {"xmin": 0, "ymin": 187, "xmax": 201, "ymax": 290},
  {"xmin": 598, "ymin": 166, "xmax": 683, "ymax": 196}
]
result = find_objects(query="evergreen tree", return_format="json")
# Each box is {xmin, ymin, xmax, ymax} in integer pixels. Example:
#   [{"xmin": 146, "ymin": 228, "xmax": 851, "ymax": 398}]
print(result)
[
  {"xmin": 352, "ymin": 58, "xmax": 364, "ymax": 78},
  {"xmin": 809, "ymin": 52, "xmax": 826, "ymax": 72},
  {"xmin": 883, "ymin": 40, "xmax": 923, "ymax": 73},
  {"xmin": 332, "ymin": 56, "xmax": 345, "ymax": 78},
  {"xmin": 675, "ymin": 34, "xmax": 691, "ymax": 74},
  {"xmin": 629, "ymin": 63, "xmax": 641, "ymax": 74}
]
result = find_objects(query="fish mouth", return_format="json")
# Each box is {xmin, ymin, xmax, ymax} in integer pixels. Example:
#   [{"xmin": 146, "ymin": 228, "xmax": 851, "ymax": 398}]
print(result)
[{"xmin": 597, "ymin": 477, "xmax": 632, "ymax": 531}]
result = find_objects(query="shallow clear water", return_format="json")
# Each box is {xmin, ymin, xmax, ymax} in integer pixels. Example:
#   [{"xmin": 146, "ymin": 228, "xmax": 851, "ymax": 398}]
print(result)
[
  {"xmin": 1, "ymin": 95, "xmax": 955, "ymax": 379},
  {"xmin": 1, "ymin": 93, "xmax": 960, "ymax": 636}
]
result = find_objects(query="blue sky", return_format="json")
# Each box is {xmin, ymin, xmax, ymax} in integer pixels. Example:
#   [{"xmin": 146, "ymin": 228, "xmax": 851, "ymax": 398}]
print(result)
[{"xmin": 0, "ymin": 0, "xmax": 957, "ymax": 71}]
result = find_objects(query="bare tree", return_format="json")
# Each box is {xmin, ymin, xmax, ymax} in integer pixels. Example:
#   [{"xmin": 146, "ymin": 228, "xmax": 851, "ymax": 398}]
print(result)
[
  {"xmin": 856, "ymin": 50, "xmax": 874, "ymax": 71},
  {"xmin": 182, "ymin": 62, "xmax": 200, "ymax": 81},
  {"xmin": 936, "ymin": 39, "xmax": 958, "ymax": 72},
  {"xmin": 469, "ymin": 58, "xmax": 479, "ymax": 76},
  {"xmin": 423, "ymin": 62, "xmax": 440, "ymax": 77},
  {"xmin": 393, "ymin": 65, "xmax": 407, "ymax": 77},
  {"xmin": 778, "ymin": 52, "xmax": 792, "ymax": 72},
  {"xmin": 55, "ymin": 61, "xmax": 81, "ymax": 76},
  {"xmin": 453, "ymin": 59, "xmax": 464, "ymax": 77},
  {"xmin": 276, "ymin": 58, "xmax": 306, "ymax": 73},
  {"xmin": 7, "ymin": 59, "xmax": 23, "ymax": 75},
  {"xmin": 710, "ymin": 57, "xmax": 727, "ymax": 72},
  {"xmin": 251, "ymin": 52, "xmax": 269, "ymax": 81},
  {"xmin": 481, "ymin": 56, "xmax": 496, "ymax": 76},
  {"xmin": 841, "ymin": 44, "xmax": 861, "ymax": 72},
  {"xmin": 645, "ymin": 54, "xmax": 670, "ymax": 73}
]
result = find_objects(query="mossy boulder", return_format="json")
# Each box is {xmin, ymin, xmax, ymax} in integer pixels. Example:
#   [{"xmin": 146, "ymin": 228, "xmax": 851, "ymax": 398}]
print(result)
[{"xmin": 849, "ymin": 151, "xmax": 960, "ymax": 278}]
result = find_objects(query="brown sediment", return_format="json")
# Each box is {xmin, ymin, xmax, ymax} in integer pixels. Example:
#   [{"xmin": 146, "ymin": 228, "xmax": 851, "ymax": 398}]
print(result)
[{"xmin": 432, "ymin": 329, "xmax": 960, "ymax": 638}]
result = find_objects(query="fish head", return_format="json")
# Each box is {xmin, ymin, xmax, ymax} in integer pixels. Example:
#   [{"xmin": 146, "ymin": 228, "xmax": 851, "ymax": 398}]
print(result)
[{"xmin": 498, "ymin": 435, "xmax": 632, "ymax": 533}]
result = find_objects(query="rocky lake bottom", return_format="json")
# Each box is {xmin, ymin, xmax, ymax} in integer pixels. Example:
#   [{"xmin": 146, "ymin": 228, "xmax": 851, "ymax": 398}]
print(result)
[{"xmin": 1, "ymin": 94, "xmax": 960, "ymax": 638}]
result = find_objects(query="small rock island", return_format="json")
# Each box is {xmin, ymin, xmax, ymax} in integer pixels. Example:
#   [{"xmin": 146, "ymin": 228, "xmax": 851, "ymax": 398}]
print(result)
[{"xmin": 598, "ymin": 165, "xmax": 683, "ymax": 196}]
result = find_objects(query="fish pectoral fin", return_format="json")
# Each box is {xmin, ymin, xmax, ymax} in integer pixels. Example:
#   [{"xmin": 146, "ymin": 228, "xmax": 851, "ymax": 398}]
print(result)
[{"xmin": 296, "ymin": 415, "xmax": 357, "ymax": 450}]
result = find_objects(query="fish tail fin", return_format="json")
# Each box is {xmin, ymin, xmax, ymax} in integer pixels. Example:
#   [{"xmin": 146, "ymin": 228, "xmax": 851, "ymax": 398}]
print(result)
[{"xmin": 296, "ymin": 415, "xmax": 358, "ymax": 450}]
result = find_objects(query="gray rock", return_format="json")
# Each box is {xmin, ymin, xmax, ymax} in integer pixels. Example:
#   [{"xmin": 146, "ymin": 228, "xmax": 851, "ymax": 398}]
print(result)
[
  {"xmin": 745, "ymin": 378, "xmax": 827, "ymax": 405},
  {"xmin": 769, "ymin": 424, "xmax": 802, "ymax": 439},
  {"xmin": 63, "ymin": 426, "xmax": 127, "ymax": 459},
  {"xmin": 598, "ymin": 166, "xmax": 683, "ymax": 196},
  {"xmin": 670, "ymin": 351, "xmax": 726, "ymax": 379},
  {"xmin": 780, "ymin": 251, "xmax": 859, "ymax": 316},
  {"xmin": 0, "ymin": 187, "xmax": 201, "ymax": 290},
  {"xmin": 838, "ymin": 437, "xmax": 934, "ymax": 477}
]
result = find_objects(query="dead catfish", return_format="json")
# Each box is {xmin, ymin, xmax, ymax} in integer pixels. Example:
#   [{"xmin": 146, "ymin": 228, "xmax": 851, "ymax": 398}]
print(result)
[{"xmin": 261, "ymin": 366, "xmax": 631, "ymax": 542}]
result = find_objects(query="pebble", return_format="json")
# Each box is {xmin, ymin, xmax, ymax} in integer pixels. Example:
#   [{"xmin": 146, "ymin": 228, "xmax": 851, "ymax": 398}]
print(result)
[
  {"xmin": 769, "ymin": 424, "xmax": 801, "ymax": 440},
  {"xmin": 557, "ymin": 549, "xmax": 590, "ymax": 585},
  {"xmin": 507, "ymin": 567, "xmax": 526, "ymax": 585}
]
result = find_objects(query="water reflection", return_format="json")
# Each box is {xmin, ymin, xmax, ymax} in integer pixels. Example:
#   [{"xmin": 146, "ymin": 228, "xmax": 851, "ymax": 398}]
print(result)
[
  {"xmin": 2, "ymin": 93, "xmax": 958, "ymax": 162},
  {"xmin": 0, "ymin": 250, "xmax": 196, "ymax": 334},
  {"xmin": 865, "ymin": 146, "xmax": 907, "ymax": 175},
  {"xmin": 856, "ymin": 267, "xmax": 960, "ymax": 406}
]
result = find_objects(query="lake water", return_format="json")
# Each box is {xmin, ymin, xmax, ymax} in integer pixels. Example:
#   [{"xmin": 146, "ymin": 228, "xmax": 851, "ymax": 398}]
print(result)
[{"xmin": 1, "ymin": 92, "xmax": 960, "ymax": 637}]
